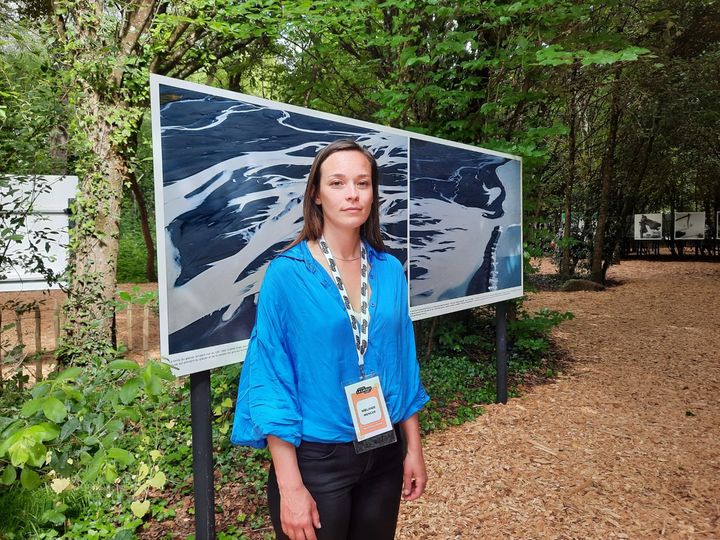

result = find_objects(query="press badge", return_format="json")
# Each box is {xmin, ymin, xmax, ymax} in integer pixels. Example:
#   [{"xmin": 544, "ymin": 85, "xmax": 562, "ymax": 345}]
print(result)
[{"xmin": 344, "ymin": 375, "xmax": 396, "ymax": 453}]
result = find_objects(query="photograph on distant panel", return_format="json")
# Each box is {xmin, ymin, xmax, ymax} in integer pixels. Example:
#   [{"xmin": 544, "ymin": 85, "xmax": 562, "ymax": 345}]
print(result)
[
  {"xmin": 409, "ymin": 139, "xmax": 522, "ymax": 320},
  {"xmin": 634, "ymin": 213, "xmax": 663, "ymax": 240},
  {"xmin": 674, "ymin": 211, "xmax": 705, "ymax": 240}
]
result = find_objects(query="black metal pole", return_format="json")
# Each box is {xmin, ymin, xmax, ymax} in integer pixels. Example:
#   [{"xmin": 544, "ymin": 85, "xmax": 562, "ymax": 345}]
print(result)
[
  {"xmin": 495, "ymin": 301, "xmax": 508, "ymax": 404},
  {"xmin": 190, "ymin": 370, "xmax": 216, "ymax": 540}
]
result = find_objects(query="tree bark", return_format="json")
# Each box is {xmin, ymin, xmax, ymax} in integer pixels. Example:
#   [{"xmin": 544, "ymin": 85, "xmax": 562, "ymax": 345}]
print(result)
[
  {"xmin": 59, "ymin": 91, "xmax": 127, "ymax": 362},
  {"xmin": 127, "ymin": 165, "xmax": 157, "ymax": 282},
  {"xmin": 591, "ymin": 74, "xmax": 623, "ymax": 284}
]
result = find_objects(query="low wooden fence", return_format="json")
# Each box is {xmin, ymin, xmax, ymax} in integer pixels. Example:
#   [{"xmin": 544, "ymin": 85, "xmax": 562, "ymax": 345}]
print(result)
[{"xmin": 0, "ymin": 300, "xmax": 159, "ymax": 385}]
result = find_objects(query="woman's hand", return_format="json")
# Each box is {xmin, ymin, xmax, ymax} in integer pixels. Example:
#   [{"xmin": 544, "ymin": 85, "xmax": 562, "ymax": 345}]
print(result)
[
  {"xmin": 267, "ymin": 436, "xmax": 322, "ymax": 539},
  {"xmin": 278, "ymin": 483, "xmax": 322, "ymax": 540},
  {"xmin": 400, "ymin": 414, "xmax": 428, "ymax": 501},
  {"xmin": 402, "ymin": 446, "xmax": 427, "ymax": 501}
]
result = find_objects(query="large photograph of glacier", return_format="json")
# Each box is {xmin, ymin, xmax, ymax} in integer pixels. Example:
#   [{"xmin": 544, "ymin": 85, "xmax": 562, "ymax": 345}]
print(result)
[
  {"xmin": 409, "ymin": 139, "xmax": 522, "ymax": 319},
  {"xmin": 153, "ymin": 79, "xmax": 408, "ymax": 374}
]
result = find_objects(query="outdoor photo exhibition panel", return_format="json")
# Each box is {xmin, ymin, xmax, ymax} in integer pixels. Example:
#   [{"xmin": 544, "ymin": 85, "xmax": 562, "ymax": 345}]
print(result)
[
  {"xmin": 717, "ymin": 211, "xmax": 719, "ymax": 239},
  {"xmin": 0, "ymin": 175, "xmax": 77, "ymax": 292},
  {"xmin": 150, "ymin": 75, "xmax": 523, "ymax": 375},
  {"xmin": 408, "ymin": 139, "xmax": 522, "ymax": 320},
  {"xmin": 674, "ymin": 211, "xmax": 705, "ymax": 240},
  {"xmin": 634, "ymin": 213, "xmax": 663, "ymax": 240}
]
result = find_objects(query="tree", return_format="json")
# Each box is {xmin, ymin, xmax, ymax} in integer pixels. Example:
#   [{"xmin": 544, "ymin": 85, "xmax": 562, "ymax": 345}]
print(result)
[{"xmin": 8, "ymin": 0, "xmax": 283, "ymax": 362}]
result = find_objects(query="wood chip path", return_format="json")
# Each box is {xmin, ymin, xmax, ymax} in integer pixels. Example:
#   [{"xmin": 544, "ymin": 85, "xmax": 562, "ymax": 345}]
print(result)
[{"xmin": 396, "ymin": 259, "xmax": 720, "ymax": 539}]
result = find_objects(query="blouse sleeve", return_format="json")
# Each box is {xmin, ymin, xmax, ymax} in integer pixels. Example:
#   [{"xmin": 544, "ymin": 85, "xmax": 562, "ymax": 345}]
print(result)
[
  {"xmin": 396, "ymin": 259, "xmax": 430, "ymax": 421},
  {"xmin": 230, "ymin": 261, "xmax": 303, "ymax": 448}
]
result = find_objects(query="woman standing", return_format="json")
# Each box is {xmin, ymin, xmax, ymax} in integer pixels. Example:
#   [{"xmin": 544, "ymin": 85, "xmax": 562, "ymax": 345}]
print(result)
[{"xmin": 231, "ymin": 139, "xmax": 429, "ymax": 540}]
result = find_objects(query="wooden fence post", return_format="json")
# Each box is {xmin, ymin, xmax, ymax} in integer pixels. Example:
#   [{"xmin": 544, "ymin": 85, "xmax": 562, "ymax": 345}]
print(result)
[
  {"xmin": 35, "ymin": 306, "xmax": 43, "ymax": 382},
  {"xmin": 53, "ymin": 299, "xmax": 61, "ymax": 349},
  {"xmin": 15, "ymin": 310, "xmax": 24, "ymax": 391},
  {"xmin": 127, "ymin": 305, "xmax": 134, "ymax": 352},
  {"xmin": 143, "ymin": 304, "xmax": 150, "ymax": 362}
]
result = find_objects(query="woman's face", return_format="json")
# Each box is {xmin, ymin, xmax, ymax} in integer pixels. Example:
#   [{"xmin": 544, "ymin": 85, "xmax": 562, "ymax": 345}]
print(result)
[{"xmin": 314, "ymin": 150, "xmax": 374, "ymax": 234}]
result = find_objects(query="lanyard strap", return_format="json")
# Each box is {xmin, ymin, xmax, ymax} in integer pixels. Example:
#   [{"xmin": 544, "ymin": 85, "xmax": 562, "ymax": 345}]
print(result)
[{"xmin": 318, "ymin": 235, "xmax": 370, "ymax": 378}]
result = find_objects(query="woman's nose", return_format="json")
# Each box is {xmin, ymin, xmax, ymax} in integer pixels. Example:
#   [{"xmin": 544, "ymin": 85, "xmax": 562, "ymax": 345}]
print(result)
[{"xmin": 346, "ymin": 184, "xmax": 359, "ymax": 199}]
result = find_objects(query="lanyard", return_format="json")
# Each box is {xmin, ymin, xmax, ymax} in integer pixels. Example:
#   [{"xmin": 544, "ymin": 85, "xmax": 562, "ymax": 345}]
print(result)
[{"xmin": 318, "ymin": 235, "xmax": 370, "ymax": 379}]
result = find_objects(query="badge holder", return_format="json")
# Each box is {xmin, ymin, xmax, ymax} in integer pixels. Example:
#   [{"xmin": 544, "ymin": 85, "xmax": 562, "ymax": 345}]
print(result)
[{"xmin": 344, "ymin": 373, "xmax": 397, "ymax": 454}]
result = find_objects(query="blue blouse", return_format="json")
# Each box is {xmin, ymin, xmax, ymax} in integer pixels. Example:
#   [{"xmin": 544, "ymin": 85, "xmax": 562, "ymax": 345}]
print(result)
[{"xmin": 230, "ymin": 240, "xmax": 429, "ymax": 448}]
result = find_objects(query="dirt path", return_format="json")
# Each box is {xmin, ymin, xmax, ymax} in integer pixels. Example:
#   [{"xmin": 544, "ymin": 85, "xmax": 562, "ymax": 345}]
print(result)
[{"xmin": 397, "ymin": 259, "xmax": 720, "ymax": 539}]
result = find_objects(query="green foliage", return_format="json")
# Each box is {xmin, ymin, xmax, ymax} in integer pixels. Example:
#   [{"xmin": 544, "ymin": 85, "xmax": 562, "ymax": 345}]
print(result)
[
  {"xmin": 508, "ymin": 308, "xmax": 574, "ymax": 363},
  {"xmin": 0, "ymin": 358, "xmax": 175, "ymax": 538},
  {"xmin": 419, "ymin": 355, "xmax": 494, "ymax": 433}
]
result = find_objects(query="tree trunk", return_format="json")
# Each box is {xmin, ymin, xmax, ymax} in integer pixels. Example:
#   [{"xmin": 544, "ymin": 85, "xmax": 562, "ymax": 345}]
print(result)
[
  {"xmin": 591, "ymin": 75, "xmax": 623, "ymax": 284},
  {"xmin": 59, "ymin": 91, "xmax": 127, "ymax": 363},
  {"xmin": 127, "ymin": 166, "xmax": 157, "ymax": 282},
  {"xmin": 123, "ymin": 122, "xmax": 157, "ymax": 282},
  {"xmin": 560, "ymin": 63, "xmax": 579, "ymax": 279}
]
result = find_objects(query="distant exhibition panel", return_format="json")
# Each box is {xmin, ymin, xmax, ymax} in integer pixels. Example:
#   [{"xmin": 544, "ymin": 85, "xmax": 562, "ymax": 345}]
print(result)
[
  {"xmin": 150, "ymin": 76, "xmax": 523, "ymax": 375},
  {"xmin": 634, "ymin": 213, "xmax": 663, "ymax": 240},
  {"xmin": 674, "ymin": 211, "xmax": 705, "ymax": 240},
  {"xmin": 0, "ymin": 175, "xmax": 77, "ymax": 292}
]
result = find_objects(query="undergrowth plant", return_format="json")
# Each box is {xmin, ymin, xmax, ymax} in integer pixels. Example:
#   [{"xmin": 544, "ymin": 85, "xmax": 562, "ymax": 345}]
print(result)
[{"xmin": 0, "ymin": 358, "xmax": 174, "ymax": 538}]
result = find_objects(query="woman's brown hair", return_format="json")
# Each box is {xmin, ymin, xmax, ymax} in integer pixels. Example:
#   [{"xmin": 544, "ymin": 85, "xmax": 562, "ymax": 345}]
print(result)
[{"xmin": 287, "ymin": 139, "xmax": 385, "ymax": 251}]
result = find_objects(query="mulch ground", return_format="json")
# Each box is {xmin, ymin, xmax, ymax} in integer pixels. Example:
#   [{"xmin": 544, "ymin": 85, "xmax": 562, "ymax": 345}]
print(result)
[{"xmin": 397, "ymin": 259, "xmax": 720, "ymax": 539}]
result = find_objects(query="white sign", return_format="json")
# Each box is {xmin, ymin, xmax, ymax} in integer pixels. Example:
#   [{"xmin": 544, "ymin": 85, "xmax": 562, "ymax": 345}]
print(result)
[{"xmin": 0, "ymin": 175, "xmax": 77, "ymax": 292}]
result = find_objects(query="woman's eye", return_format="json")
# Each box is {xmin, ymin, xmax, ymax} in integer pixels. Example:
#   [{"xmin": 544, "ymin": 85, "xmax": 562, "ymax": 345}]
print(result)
[{"xmin": 357, "ymin": 181, "xmax": 370, "ymax": 188}]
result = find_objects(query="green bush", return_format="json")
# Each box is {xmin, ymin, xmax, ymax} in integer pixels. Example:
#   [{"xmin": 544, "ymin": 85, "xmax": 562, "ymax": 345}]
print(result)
[{"xmin": 0, "ymin": 359, "xmax": 174, "ymax": 538}]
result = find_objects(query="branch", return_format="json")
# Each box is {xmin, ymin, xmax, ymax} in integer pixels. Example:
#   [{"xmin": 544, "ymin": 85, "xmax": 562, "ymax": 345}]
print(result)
[{"xmin": 111, "ymin": 0, "xmax": 158, "ymax": 86}]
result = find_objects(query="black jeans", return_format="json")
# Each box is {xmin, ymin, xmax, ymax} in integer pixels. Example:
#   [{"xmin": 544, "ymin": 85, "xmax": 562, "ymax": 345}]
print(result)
[{"xmin": 268, "ymin": 430, "xmax": 405, "ymax": 540}]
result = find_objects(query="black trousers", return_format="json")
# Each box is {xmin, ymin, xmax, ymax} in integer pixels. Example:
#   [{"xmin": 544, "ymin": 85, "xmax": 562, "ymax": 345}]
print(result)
[{"xmin": 268, "ymin": 430, "xmax": 405, "ymax": 540}]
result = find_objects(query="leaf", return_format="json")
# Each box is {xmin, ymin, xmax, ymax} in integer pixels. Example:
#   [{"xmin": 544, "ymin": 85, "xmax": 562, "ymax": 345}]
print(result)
[
  {"xmin": 148, "ymin": 471, "xmax": 166, "ymax": 489},
  {"xmin": 9, "ymin": 434, "xmax": 47, "ymax": 467},
  {"xmin": 105, "ymin": 419, "xmax": 125, "ymax": 437},
  {"xmin": 83, "ymin": 448, "xmax": 106, "ymax": 482},
  {"xmin": 108, "ymin": 447, "xmax": 135, "ymax": 466},
  {"xmin": 405, "ymin": 54, "xmax": 431, "ymax": 66},
  {"xmin": 21, "ymin": 397, "xmax": 44, "ymax": 417},
  {"xmin": 20, "ymin": 467, "xmax": 41, "ymax": 490},
  {"xmin": 24, "ymin": 422, "xmax": 60, "ymax": 442},
  {"xmin": 143, "ymin": 367, "xmax": 163, "ymax": 397},
  {"xmin": 50, "ymin": 477, "xmax": 73, "ymax": 494},
  {"xmin": 42, "ymin": 397, "xmax": 67, "ymax": 423},
  {"xmin": 41, "ymin": 508, "xmax": 66, "ymax": 525},
  {"xmin": 59, "ymin": 417, "xmax": 80, "ymax": 441},
  {"xmin": 130, "ymin": 499, "xmax": 150, "ymax": 518},
  {"xmin": 119, "ymin": 377, "xmax": 141, "ymax": 404},
  {"xmin": 54, "ymin": 367, "xmax": 82, "ymax": 382},
  {"xmin": 137, "ymin": 462, "xmax": 150, "ymax": 482},
  {"xmin": 0, "ymin": 465, "xmax": 17, "ymax": 485},
  {"xmin": 108, "ymin": 359, "xmax": 140, "ymax": 371},
  {"xmin": 104, "ymin": 463, "xmax": 118, "ymax": 483}
]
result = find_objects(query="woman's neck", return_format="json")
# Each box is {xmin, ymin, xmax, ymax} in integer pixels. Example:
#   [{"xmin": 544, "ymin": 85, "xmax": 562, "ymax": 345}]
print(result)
[{"xmin": 321, "ymin": 227, "xmax": 361, "ymax": 260}]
